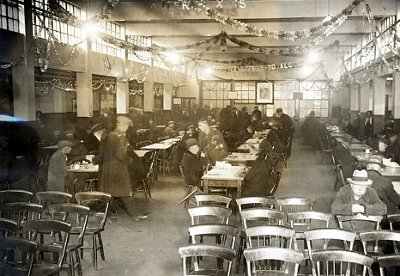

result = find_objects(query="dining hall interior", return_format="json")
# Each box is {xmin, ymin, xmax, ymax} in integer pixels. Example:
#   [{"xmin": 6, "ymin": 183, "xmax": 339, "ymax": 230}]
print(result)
[{"xmin": 1, "ymin": 0, "xmax": 400, "ymax": 275}]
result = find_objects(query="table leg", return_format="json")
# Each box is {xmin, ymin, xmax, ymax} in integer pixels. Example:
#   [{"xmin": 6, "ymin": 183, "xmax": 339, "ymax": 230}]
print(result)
[{"xmin": 203, "ymin": 180, "xmax": 209, "ymax": 194}]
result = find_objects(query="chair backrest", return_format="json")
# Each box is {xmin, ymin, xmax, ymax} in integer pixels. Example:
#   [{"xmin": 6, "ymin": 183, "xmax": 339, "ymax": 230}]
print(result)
[
  {"xmin": 336, "ymin": 163, "xmax": 347, "ymax": 188},
  {"xmin": 377, "ymin": 255, "xmax": 400, "ymax": 276},
  {"xmin": 178, "ymin": 244, "xmax": 236, "ymax": 276},
  {"xmin": 0, "ymin": 237, "xmax": 37, "ymax": 276},
  {"xmin": 287, "ymin": 211, "xmax": 332, "ymax": 232},
  {"xmin": 236, "ymin": 197, "xmax": 275, "ymax": 213},
  {"xmin": 36, "ymin": 191, "xmax": 72, "ymax": 207},
  {"xmin": 276, "ymin": 197, "xmax": 314, "ymax": 214},
  {"xmin": 179, "ymin": 164, "xmax": 191, "ymax": 187},
  {"xmin": 75, "ymin": 192, "xmax": 111, "ymax": 229},
  {"xmin": 311, "ymin": 250, "xmax": 374, "ymax": 276},
  {"xmin": 244, "ymin": 247, "xmax": 303, "ymax": 276},
  {"xmin": 360, "ymin": 230, "xmax": 400, "ymax": 255},
  {"xmin": 1, "ymin": 203, "xmax": 43, "ymax": 234},
  {"xmin": 195, "ymin": 194, "xmax": 231, "ymax": 208},
  {"xmin": 0, "ymin": 189, "xmax": 33, "ymax": 211},
  {"xmin": 240, "ymin": 208, "xmax": 285, "ymax": 229},
  {"xmin": 0, "ymin": 218, "xmax": 18, "ymax": 237},
  {"xmin": 245, "ymin": 225, "xmax": 297, "ymax": 250},
  {"xmin": 336, "ymin": 214, "xmax": 383, "ymax": 232},
  {"xmin": 187, "ymin": 206, "xmax": 232, "ymax": 225},
  {"xmin": 386, "ymin": 214, "xmax": 400, "ymax": 230},
  {"xmin": 48, "ymin": 203, "xmax": 89, "ymax": 247},
  {"xmin": 188, "ymin": 224, "xmax": 239, "ymax": 249},
  {"xmin": 22, "ymin": 219, "xmax": 71, "ymax": 268},
  {"xmin": 304, "ymin": 228, "xmax": 357, "ymax": 253}
]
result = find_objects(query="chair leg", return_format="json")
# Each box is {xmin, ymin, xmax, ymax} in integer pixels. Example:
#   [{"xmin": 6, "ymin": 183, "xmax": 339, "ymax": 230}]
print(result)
[
  {"xmin": 75, "ymin": 249, "xmax": 82, "ymax": 276},
  {"xmin": 92, "ymin": 234, "xmax": 97, "ymax": 270},
  {"xmin": 68, "ymin": 252, "xmax": 74, "ymax": 276},
  {"xmin": 98, "ymin": 232, "xmax": 105, "ymax": 261}
]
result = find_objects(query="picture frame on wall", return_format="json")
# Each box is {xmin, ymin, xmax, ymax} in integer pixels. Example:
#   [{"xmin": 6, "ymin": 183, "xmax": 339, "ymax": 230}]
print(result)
[{"xmin": 256, "ymin": 81, "xmax": 274, "ymax": 104}]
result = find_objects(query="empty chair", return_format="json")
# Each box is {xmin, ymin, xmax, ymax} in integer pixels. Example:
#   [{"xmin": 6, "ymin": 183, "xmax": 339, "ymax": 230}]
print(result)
[
  {"xmin": 188, "ymin": 224, "xmax": 239, "ymax": 249},
  {"xmin": 241, "ymin": 208, "xmax": 285, "ymax": 229},
  {"xmin": 0, "ymin": 189, "xmax": 33, "ymax": 212},
  {"xmin": 178, "ymin": 244, "xmax": 236, "ymax": 276},
  {"xmin": 334, "ymin": 162, "xmax": 347, "ymax": 191},
  {"xmin": 36, "ymin": 191, "xmax": 72, "ymax": 218},
  {"xmin": 0, "ymin": 218, "xmax": 18, "ymax": 237},
  {"xmin": 22, "ymin": 219, "xmax": 71, "ymax": 276},
  {"xmin": 245, "ymin": 225, "xmax": 297, "ymax": 250},
  {"xmin": 135, "ymin": 161, "xmax": 153, "ymax": 200},
  {"xmin": 336, "ymin": 214, "xmax": 383, "ymax": 232},
  {"xmin": 0, "ymin": 237, "xmax": 37, "ymax": 276},
  {"xmin": 195, "ymin": 194, "xmax": 231, "ymax": 208},
  {"xmin": 1, "ymin": 203, "xmax": 43, "ymax": 235},
  {"xmin": 319, "ymin": 136, "xmax": 334, "ymax": 164},
  {"xmin": 188, "ymin": 206, "xmax": 232, "ymax": 226},
  {"xmin": 377, "ymin": 255, "xmax": 400, "ymax": 276},
  {"xmin": 386, "ymin": 214, "xmax": 400, "ymax": 230},
  {"xmin": 75, "ymin": 192, "xmax": 111, "ymax": 270},
  {"xmin": 236, "ymin": 197, "xmax": 275, "ymax": 213},
  {"xmin": 360, "ymin": 230, "xmax": 400, "ymax": 258},
  {"xmin": 276, "ymin": 197, "xmax": 314, "ymax": 214},
  {"xmin": 48, "ymin": 203, "xmax": 89, "ymax": 276},
  {"xmin": 244, "ymin": 247, "xmax": 303, "ymax": 276},
  {"xmin": 310, "ymin": 250, "xmax": 374, "ymax": 276}
]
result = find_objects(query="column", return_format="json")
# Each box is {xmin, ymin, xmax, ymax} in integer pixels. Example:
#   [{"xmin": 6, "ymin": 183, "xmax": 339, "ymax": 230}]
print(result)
[
  {"xmin": 13, "ymin": 0, "xmax": 35, "ymax": 121},
  {"xmin": 373, "ymin": 75, "xmax": 386, "ymax": 134},
  {"xmin": 116, "ymin": 80, "xmax": 129, "ymax": 114},
  {"xmin": 349, "ymin": 84, "xmax": 359, "ymax": 112},
  {"xmin": 393, "ymin": 71, "xmax": 400, "ymax": 130},
  {"xmin": 359, "ymin": 82, "xmax": 370, "ymax": 113},
  {"xmin": 163, "ymin": 83, "xmax": 172, "ymax": 111},
  {"xmin": 76, "ymin": 37, "xmax": 93, "ymax": 117},
  {"xmin": 143, "ymin": 81, "xmax": 154, "ymax": 112}
]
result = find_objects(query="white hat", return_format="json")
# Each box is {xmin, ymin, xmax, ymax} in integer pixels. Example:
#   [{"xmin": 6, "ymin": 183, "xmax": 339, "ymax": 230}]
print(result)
[{"xmin": 347, "ymin": 169, "xmax": 373, "ymax": 186}]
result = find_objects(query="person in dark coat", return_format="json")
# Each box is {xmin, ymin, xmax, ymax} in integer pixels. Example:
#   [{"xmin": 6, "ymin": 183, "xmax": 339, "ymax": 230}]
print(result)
[
  {"xmin": 238, "ymin": 126, "xmax": 255, "ymax": 144},
  {"xmin": 205, "ymin": 135, "xmax": 229, "ymax": 165},
  {"xmin": 146, "ymin": 118, "xmax": 158, "ymax": 142},
  {"xmin": 384, "ymin": 131, "xmax": 400, "ymax": 163},
  {"xmin": 275, "ymin": 108, "xmax": 294, "ymax": 157},
  {"xmin": 364, "ymin": 111, "xmax": 373, "ymax": 140},
  {"xmin": 242, "ymin": 139, "xmax": 275, "ymax": 197},
  {"xmin": 181, "ymin": 138, "xmax": 203, "ymax": 188},
  {"xmin": 239, "ymin": 106, "xmax": 251, "ymax": 130},
  {"xmin": 47, "ymin": 140, "xmax": 72, "ymax": 192},
  {"xmin": 161, "ymin": 121, "xmax": 177, "ymax": 138},
  {"xmin": 197, "ymin": 119, "xmax": 227, "ymax": 155},
  {"xmin": 251, "ymin": 106, "xmax": 262, "ymax": 121}
]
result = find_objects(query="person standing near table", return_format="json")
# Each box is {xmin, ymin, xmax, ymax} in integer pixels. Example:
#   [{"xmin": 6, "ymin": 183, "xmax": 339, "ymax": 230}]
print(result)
[
  {"xmin": 197, "ymin": 118, "xmax": 226, "ymax": 155},
  {"xmin": 364, "ymin": 111, "xmax": 374, "ymax": 140},
  {"xmin": 100, "ymin": 116, "xmax": 134, "ymax": 214},
  {"xmin": 47, "ymin": 140, "xmax": 72, "ymax": 192},
  {"xmin": 275, "ymin": 108, "xmax": 294, "ymax": 158}
]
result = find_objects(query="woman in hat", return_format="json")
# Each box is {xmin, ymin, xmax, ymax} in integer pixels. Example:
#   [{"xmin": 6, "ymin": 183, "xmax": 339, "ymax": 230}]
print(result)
[
  {"xmin": 47, "ymin": 140, "xmax": 72, "ymax": 192},
  {"xmin": 242, "ymin": 139, "xmax": 276, "ymax": 197}
]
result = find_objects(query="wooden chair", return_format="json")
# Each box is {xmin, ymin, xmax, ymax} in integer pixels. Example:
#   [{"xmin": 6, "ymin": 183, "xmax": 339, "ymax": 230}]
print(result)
[
  {"xmin": 1, "ymin": 203, "xmax": 43, "ymax": 236},
  {"xmin": 311, "ymin": 250, "xmax": 374, "ymax": 276},
  {"xmin": 386, "ymin": 214, "xmax": 400, "ymax": 230},
  {"xmin": 0, "ymin": 218, "xmax": 18, "ymax": 238},
  {"xmin": 334, "ymin": 162, "xmax": 347, "ymax": 191},
  {"xmin": 245, "ymin": 225, "xmax": 297, "ymax": 250},
  {"xmin": 195, "ymin": 194, "xmax": 231, "ymax": 208},
  {"xmin": 336, "ymin": 214, "xmax": 383, "ymax": 232},
  {"xmin": 75, "ymin": 192, "xmax": 111, "ymax": 270},
  {"xmin": 244, "ymin": 247, "xmax": 303, "ymax": 276},
  {"xmin": 360, "ymin": 230, "xmax": 400, "ymax": 260},
  {"xmin": 276, "ymin": 197, "xmax": 314, "ymax": 214},
  {"xmin": 241, "ymin": 208, "xmax": 285, "ymax": 229},
  {"xmin": 0, "ymin": 237, "xmax": 37, "ymax": 276},
  {"xmin": 48, "ymin": 203, "xmax": 89, "ymax": 276},
  {"xmin": 319, "ymin": 136, "xmax": 334, "ymax": 164},
  {"xmin": 178, "ymin": 164, "xmax": 199, "ymax": 208},
  {"xmin": 36, "ymin": 191, "xmax": 72, "ymax": 218},
  {"xmin": 236, "ymin": 197, "xmax": 275, "ymax": 213},
  {"xmin": 0, "ymin": 189, "xmax": 33, "ymax": 213},
  {"xmin": 188, "ymin": 206, "xmax": 232, "ymax": 226},
  {"xmin": 135, "ymin": 159, "xmax": 154, "ymax": 200},
  {"xmin": 188, "ymin": 224, "xmax": 239, "ymax": 249},
  {"xmin": 377, "ymin": 255, "xmax": 400, "ymax": 276},
  {"xmin": 22, "ymin": 219, "xmax": 71, "ymax": 276},
  {"xmin": 178, "ymin": 244, "xmax": 236, "ymax": 276}
]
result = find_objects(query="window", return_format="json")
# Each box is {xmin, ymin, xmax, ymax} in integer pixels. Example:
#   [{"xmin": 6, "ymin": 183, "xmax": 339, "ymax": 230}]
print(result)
[
  {"xmin": 299, "ymin": 81, "xmax": 329, "ymax": 118},
  {"xmin": 32, "ymin": 0, "xmax": 83, "ymax": 45},
  {"xmin": 202, "ymin": 81, "xmax": 232, "ymax": 109},
  {"xmin": 93, "ymin": 20, "xmax": 125, "ymax": 58},
  {"xmin": 0, "ymin": 0, "xmax": 20, "ymax": 33},
  {"xmin": 127, "ymin": 35, "xmax": 152, "ymax": 65},
  {"xmin": 154, "ymin": 82, "xmax": 164, "ymax": 109},
  {"xmin": 129, "ymin": 80, "xmax": 144, "ymax": 109}
]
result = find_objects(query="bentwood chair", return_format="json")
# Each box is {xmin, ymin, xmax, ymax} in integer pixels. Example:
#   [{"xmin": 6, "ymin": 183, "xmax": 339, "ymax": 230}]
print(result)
[
  {"xmin": 195, "ymin": 194, "xmax": 231, "ymax": 208},
  {"xmin": 48, "ymin": 203, "xmax": 89, "ymax": 276},
  {"xmin": 22, "ymin": 219, "xmax": 71, "ymax": 276},
  {"xmin": 310, "ymin": 250, "xmax": 374, "ymax": 276},
  {"xmin": 0, "ymin": 217, "xmax": 18, "ymax": 237},
  {"xmin": 178, "ymin": 244, "xmax": 236, "ymax": 276},
  {"xmin": 75, "ymin": 192, "xmax": 111, "ymax": 270},
  {"xmin": 244, "ymin": 247, "xmax": 304, "ymax": 276},
  {"xmin": 377, "ymin": 255, "xmax": 400, "ymax": 276},
  {"xmin": 0, "ymin": 237, "xmax": 37, "ymax": 276}
]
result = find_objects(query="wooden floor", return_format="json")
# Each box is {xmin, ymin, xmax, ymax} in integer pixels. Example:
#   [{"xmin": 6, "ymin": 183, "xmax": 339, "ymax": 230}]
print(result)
[{"xmin": 80, "ymin": 138, "xmax": 338, "ymax": 276}]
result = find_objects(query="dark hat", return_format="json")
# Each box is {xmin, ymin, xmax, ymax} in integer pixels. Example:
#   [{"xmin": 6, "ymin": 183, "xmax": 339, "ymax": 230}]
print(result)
[
  {"xmin": 168, "ymin": 120, "xmax": 175, "ymax": 125},
  {"xmin": 185, "ymin": 138, "xmax": 198, "ymax": 149},
  {"xmin": 90, "ymin": 123, "xmax": 105, "ymax": 133},
  {"xmin": 276, "ymin": 108, "xmax": 283, "ymax": 113},
  {"xmin": 387, "ymin": 130, "xmax": 397, "ymax": 138},
  {"xmin": 57, "ymin": 140, "xmax": 73, "ymax": 149}
]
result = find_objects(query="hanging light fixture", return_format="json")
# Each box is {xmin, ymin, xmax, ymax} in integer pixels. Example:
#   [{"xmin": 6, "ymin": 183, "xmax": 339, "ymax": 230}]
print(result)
[{"xmin": 322, "ymin": 0, "xmax": 332, "ymax": 23}]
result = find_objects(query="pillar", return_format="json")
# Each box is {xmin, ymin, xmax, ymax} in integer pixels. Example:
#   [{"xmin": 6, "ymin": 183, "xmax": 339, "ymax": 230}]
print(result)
[
  {"xmin": 76, "ymin": 37, "xmax": 93, "ymax": 117},
  {"xmin": 373, "ymin": 75, "xmax": 386, "ymax": 134},
  {"xmin": 350, "ymin": 84, "xmax": 359, "ymax": 112},
  {"xmin": 116, "ymin": 80, "xmax": 129, "ymax": 114},
  {"xmin": 359, "ymin": 82, "xmax": 370, "ymax": 113},
  {"xmin": 163, "ymin": 83, "xmax": 172, "ymax": 111},
  {"xmin": 143, "ymin": 81, "xmax": 154, "ymax": 112},
  {"xmin": 13, "ymin": 0, "xmax": 35, "ymax": 121},
  {"xmin": 393, "ymin": 71, "xmax": 400, "ymax": 130}
]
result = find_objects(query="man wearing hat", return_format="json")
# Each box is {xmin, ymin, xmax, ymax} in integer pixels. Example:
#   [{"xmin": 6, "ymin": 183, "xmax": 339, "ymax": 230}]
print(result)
[
  {"xmin": 47, "ymin": 140, "xmax": 72, "ymax": 192},
  {"xmin": 181, "ymin": 138, "xmax": 203, "ymax": 188},
  {"xmin": 331, "ymin": 169, "xmax": 387, "ymax": 216},
  {"xmin": 162, "ymin": 121, "xmax": 177, "ymax": 138},
  {"xmin": 384, "ymin": 130, "xmax": 400, "ymax": 163}
]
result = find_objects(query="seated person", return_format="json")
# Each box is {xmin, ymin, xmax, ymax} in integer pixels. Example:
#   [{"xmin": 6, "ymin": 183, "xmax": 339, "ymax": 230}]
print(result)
[
  {"xmin": 364, "ymin": 162, "xmax": 400, "ymax": 214},
  {"xmin": 161, "ymin": 121, "xmax": 177, "ymax": 138},
  {"xmin": 205, "ymin": 135, "xmax": 229, "ymax": 165},
  {"xmin": 255, "ymin": 118, "xmax": 269, "ymax": 131},
  {"xmin": 197, "ymin": 118, "xmax": 227, "ymax": 154},
  {"xmin": 333, "ymin": 143, "xmax": 358, "ymax": 179},
  {"xmin": 186, "ymin": 125, "xmax": 198, "ymax": 139},
  {"xmin": 331, "ymin": 169, "xmax": 387, "ymax": 216},
  {"xmin": 384, "ymin": 130, "xmax": 400, "ymax": 163},
  {"xmin": 47, "ymin": 140, "xmax": 72, "ymax": 192},
  {"xmin": 242, "ymin": 139, "xmax": 275, "ymax": 197},
  {"xmin": 266, "ymin": 127, "xmax": 285, "ymax": 155},
  {"xmin": 181, "ymin": 138, "xmax": 203, "ymax": 188},
  {"xmin": 238, "ymin": 125, "xmax": 255, "ymax": 144}
]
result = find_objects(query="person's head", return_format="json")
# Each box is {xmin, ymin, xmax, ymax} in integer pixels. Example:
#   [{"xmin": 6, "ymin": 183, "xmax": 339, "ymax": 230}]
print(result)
[
  {"xmin": 211, "ymin": 135, "xmax": 223, "ymax": 146},
  {"xmin": 241, "ymin": 106, "xmax": 247, "ymax": 112},
  {"xmin": 198, "ymin": 119, "xmax": 210, "ymax": 134},
  {"xmin": 148, "ymin": 118, "xmax": 154, "ymax": 125},
  {"xmin": 258, "ymin": 139, "xmax": 272, "ymax": 158},
  {"xmin": 101, "ymin": 107, "xmax": 109, "ymax": 116},
  {"xmin": 309, "ymin": 111, "xmax": 315, "ymax": 117},
  {"xmin": 378, "ymin": 138, "xmax": 388, "ymax": 152},
  {"xmin": 387, "ymin": 130, "xmax": 398, "ymax": 143},
  {"xmin": 347, "ymin": 170, "xmax": 372, "ymax": 197},
  {"xmin": 275, "ymin": 108, "xmax": 283, "ymax": 117},
  {"xmin": 254, "ymin": 106, "xmax": 258, "ymax": 111},
  {"xmin": 178, "ymin": 127, "xmax": 186, "ymax": 136},
  {"xmin": 247, "ymin": 125, "xmax": 254, "ymax": 134},
  {"xmin": 116, "ymin": 116, "xmax": 133, "ymax": 133},
  {"xmin": 167, "ymin": 120, "xmax": 175, "ymax": 128},
  {"xmin": 36, "ymin": 110, "xmax": 42, "ymax": 119},
  {"xmin": 366, "ymin": 111, "xmax": 373, "ymax": 118},
  {"xmin": 185, "ymin": 138, "xmax": 199, "ymax": 154},
  {"xmin": 57, "ymin": 140, "xmax": 72, "ymax": 154},
  {"xmin": 187, "ymin": 125, "xmax": 196, "ymax": 134}
]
